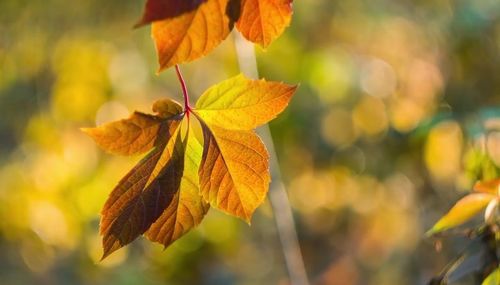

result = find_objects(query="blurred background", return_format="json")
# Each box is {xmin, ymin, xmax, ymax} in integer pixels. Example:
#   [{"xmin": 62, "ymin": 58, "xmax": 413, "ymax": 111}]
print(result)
[{"xmin": 1, "ymin": 0, "xmax": 500, "ymax": 284}]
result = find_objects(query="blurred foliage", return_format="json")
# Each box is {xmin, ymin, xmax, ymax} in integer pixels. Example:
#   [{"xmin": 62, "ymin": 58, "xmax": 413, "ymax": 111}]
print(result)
[{"xmin": 1, "ymin": 0, "xmax": 500, "ymax": 284}]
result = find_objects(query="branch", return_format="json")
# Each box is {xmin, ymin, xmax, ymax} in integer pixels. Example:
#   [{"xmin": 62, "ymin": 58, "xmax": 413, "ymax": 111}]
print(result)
[{"xmin": 233, "ymin": 31, "xmax": 311, "ymax": 285}]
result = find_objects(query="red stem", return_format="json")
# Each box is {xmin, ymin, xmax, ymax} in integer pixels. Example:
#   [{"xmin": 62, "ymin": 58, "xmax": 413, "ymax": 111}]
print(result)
[{"xmin": 175, "ymin": 64, "xmax": 191, "ymax": 115}]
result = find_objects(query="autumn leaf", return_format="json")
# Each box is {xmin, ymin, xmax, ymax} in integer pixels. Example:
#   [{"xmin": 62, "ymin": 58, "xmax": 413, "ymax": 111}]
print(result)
[
  {"xmin": 192, "ymin": 75, "xmax": 295, "ymax": 222},
  {"xmin": 151, "ymin": 0, "xmax": 232, "ymax": 71},
  {"xmin": 81, "ymin": 112, "xmax": 166, "ymax": 156},
  {"xmin": 236, "ymin": 0, "xmax": 293, "ymax": 47},
  {"xmin": 145, "ymin": 121, "xmax": 210, "ymax": 247},
  {"xmin": 82, "ymin": 99, "xmax": 183, "ymax": 156},
  {"xmin": 83, "ymin": 74, "xmax": 296, "ymax": 258},
  {"xmin": 152, "ymin": 98, "xmax": 184, "ymax": 118},
  {"xmin": 136, "ymin": 0, "xmax": 294, "ymax": 70},
  {"xmin": 195, "ymin": 74, "xmax": 297, "ymax": 130},
  {"xmin": 473, "ymin": 178, "xmax": 500, "ymax": 195},
  {"xmin": 427, "ymin": 193, "xmax": 496, "ymax": 236},
  {"xmin": 99, "ymin": 118, "xmax": 184, "ymax": 258},
  {"xmin": 196, "ymin": 121, "xmax": 269, "ymax": 222}
]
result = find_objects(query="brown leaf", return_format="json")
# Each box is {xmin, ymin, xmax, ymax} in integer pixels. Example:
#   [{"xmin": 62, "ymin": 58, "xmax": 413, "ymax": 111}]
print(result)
[{"xmin": 100, "ymin": 119, "xmax": 184, "ymax": 259}]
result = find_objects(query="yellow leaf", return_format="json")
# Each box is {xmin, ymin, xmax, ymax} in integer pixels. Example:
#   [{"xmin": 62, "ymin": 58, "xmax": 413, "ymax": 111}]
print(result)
[
  {"xmin": 197, "ymin": 119, "xmax": 270, "ymax": 222},
  {"xmin": 236, "ymin": 0, "xmax": 293, "ymax": 47},
  {"xmin": 146, "ymin": 119, "xmax": 210, "ymax": 247},
  {"xmin": 151, "ymin": 0, "xmax": 231, "ymax": 71},
  {"xmin": 82, "ymin": 112, "xmax": 167, "ymax": 156},
  {"xmin": 195, "ymin": 74, "xmax": 297, "ymax": 130},
  {"xmin": 100, "ymin": 119, "xmax": 183, "ymax": 259},
  {"xmin": 427, "ymin": 193, "xmax": 496, "ymax": 235}
]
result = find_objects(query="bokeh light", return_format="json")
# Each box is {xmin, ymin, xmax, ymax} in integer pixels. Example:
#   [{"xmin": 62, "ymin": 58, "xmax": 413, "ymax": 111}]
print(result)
[{"xmin": 1, "ymin": 0, "xmax": 499, "ymax": 284}]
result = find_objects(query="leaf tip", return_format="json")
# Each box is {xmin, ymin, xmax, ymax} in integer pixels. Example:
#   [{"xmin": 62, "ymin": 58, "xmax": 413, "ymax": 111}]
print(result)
[
  {"xmin": 258, "ymin": 42, "xmax": 270, "ymax": 50},
  {"xmin": 425, "ymin": 227, "xmax": 438, "ymax": 237},
  {"xmin": 239, "ymin": 210, "xmax": 254, "ymax": 225},
  {"xmin": 100, "ymin": 248, "xmax": 113, "ymax": 262},
  {"xmin": 241, "ymin": 214, "xmax": 252, "ymax": 225},
  {"xmin": 156, "ymin": 60, "xmax": 172, "ymax": 74},
  {"xmin": 426, "ymin": 218, "xmax": 451, "ymax": 236},
  {"xmin": 155, "ymin": 67, "xmax": 163, "ymax": 75},
  {"xmin": 133, "ymin": 19, "xmax": 147, "ymax": 29}
]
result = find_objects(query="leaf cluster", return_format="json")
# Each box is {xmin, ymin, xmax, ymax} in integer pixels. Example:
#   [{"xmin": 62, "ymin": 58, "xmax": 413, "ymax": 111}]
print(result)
[
  {"xmin": 83, "ymin": 75, "xmax": 296, "ymax": 258},
  {"xmin": 136, "ymin": 0, "xmax": 294, "ymax": 70}
]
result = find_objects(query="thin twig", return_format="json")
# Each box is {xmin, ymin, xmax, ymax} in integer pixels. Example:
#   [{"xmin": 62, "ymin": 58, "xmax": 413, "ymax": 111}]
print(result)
[{"xmin": 233, "ymin": 32, "xmax": 311, "ymax": 285}]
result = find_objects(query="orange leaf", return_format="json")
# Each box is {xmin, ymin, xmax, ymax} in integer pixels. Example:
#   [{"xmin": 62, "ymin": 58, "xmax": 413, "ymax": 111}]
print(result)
[
  {"xmin": 195, "ymin": 74, "xmax": 297, "ymax": 130},
  {"xmin": 236, "ymin": 0, "xmax": 293, "ymax": 47},
  {"xmin": 100, "ymin": 119, "xmax": 183, "ymax": 259},
  {"xmin": 82, "ymin": 112, "xmax": 167, "ymax": 156},
  {"xmin": 427, "ymin": 193, "xmax": 496, "ymax": 235},
  {"xmin": 197, "ymin": 120, "xmax": 270, "ymax": 222},
  {"xmin": 473, "ymin": 178, "xmax": 500, "ymax": 195},
  {"xmin": 192, "ymin": 74, "xmax": 296, "ymax": 221},
  {"xmin": 82, "ymin": 98, "xmax": 182, "ymax": 156},
  {"xmin": 138, "ymin": 0, "xmax": 294, "ymax": 70},
  {"xmin": 151, "ymin": 0, "xmax": 232, "ymax": 71}
]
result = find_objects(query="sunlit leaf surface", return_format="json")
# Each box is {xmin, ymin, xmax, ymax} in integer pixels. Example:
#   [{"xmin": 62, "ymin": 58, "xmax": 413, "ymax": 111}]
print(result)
[
  {"xmin": 195, "ymin": 74, "xmax": 297, "ymax": 130},
  {"xmin": 139, "ymin": 0, "xmax": 293, "ymax": 70},
  {"xmin": 427, "ymin": 193, "xmax": 496, "ymax": 235},
  {"xmin": 83, "ymin": 74, "xmax": 295, "ymax": 258},
  {"xmin": 151, "ymin": 0, "xmax": 231, "ymax": 71},
  {"xmin": 236, "ymin": 0, "xmax": 293, "ymax": 47}
]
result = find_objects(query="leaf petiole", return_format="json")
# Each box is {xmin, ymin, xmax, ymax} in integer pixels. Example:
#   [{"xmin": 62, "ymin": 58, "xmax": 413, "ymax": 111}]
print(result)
[{"xmin": 175, "ymin": 64, "xmax": 191, "ymax": 117}]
